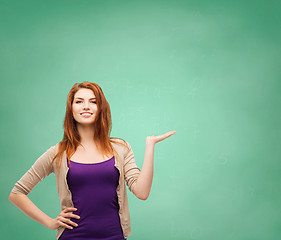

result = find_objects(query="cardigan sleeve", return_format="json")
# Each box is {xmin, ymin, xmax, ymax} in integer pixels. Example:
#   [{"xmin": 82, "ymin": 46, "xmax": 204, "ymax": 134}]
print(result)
[
  {"xmin": 123, "ymin": 141, "xmax": 141, "ymax": 193},
  {"xmin": 10, "ymin": 145, "xmax": 56, "ymax": 195}
]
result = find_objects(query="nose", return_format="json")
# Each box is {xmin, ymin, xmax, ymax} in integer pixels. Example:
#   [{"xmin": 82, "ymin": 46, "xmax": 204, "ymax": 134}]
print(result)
[{"xmin": 82, "ymin": 102, "xmax": 90, "ymax": 109}]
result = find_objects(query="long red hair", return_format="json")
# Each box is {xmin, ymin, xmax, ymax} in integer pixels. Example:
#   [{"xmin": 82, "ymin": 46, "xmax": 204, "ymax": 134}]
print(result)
[{"xmin": 50, "ymin": 81, "xmax": 128, "ymax": 170}]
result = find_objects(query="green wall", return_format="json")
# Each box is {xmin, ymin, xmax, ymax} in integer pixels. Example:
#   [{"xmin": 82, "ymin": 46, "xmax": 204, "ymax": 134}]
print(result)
[{"xmin": 2, "ymin": 0, "xmax": 281, "ymax": 239}]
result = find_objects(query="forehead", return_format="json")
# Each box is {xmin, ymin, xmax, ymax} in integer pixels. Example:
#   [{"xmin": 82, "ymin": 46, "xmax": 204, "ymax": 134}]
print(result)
[{"xmin": 74, "ymin": 88, "xmax": 95, "ymax": 98}]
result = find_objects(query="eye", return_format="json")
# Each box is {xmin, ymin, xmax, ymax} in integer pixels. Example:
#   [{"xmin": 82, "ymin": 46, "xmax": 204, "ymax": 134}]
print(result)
[{"xmin": 75, "ymin": 101, "xmax": 96, "ymax": 103}]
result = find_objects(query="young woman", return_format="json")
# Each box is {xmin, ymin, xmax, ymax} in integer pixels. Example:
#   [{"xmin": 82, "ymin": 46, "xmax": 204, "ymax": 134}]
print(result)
[{"xmin": 9, "ymin": 81, "xmax": 176, "ymax": 240}]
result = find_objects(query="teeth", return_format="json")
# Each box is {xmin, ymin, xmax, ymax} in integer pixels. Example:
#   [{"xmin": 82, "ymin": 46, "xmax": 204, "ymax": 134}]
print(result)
[{"xmin": 81, "ymin": 113, "xmax": 91, "ymax": 115}]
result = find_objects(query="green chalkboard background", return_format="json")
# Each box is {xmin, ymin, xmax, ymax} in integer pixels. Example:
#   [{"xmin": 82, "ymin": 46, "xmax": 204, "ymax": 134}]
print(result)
[{"xmin": 2, "ymin": 0, "xmax": 281, "ymax": 239}]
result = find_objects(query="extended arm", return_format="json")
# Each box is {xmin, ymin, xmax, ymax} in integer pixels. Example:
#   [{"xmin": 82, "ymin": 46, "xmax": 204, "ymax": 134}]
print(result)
[
  {"xmin": 133, "ymin": 130, "xmax": 176, "ymax": 200},
  {"xmin": 132, "ymin": 142, "xmax": 154, "ymax": 200}
]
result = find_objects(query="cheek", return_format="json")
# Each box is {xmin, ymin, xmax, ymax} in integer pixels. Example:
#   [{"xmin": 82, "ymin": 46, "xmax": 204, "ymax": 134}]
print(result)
[{"xmin": 72, "ymin": 106, "xmax": 80, "ymax": 114}]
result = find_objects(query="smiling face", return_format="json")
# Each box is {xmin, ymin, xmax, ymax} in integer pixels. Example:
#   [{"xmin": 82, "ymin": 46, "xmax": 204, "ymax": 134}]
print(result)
[{"xmin": 72, "ymin": 88, "xmax": 98, "ymax": 125}]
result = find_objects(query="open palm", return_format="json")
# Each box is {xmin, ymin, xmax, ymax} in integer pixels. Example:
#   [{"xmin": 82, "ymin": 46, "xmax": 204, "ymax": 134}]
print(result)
[{"xmin": 146, "ymin": 130, "xmax": 176, "ymax": 145}]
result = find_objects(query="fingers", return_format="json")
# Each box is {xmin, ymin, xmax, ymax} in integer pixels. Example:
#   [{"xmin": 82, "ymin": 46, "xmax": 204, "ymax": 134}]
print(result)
[
  {"xmin": 73, "ymin": 214, "xmax": 80, "ymax": 219},
  {"xmin": 66, "ymin": 207, "xmax": 80, "ymax": 219},
  {"xmin": 161, "ymin": 131, "xmax": 176, "ymax": 137},
  {"xmin": 65, "ymin": 218, "xmax": 78, "ymax": 228},
  {"xmin": 154, "ymin": 130, "xmax": 176, "ymax": 143},
  {"xmin": 58, "ymin": 219, "xmax": 76, "ymax": 229},
  {"xmin": 59, "ymin": 207, "xmax": 80, "ymax": 229},
  {"xmin": 161, "ymin": 131, "xmax": 176, "ymax": 139},
  {"xmin": 64, "ymin": 207, "xmax": 77, "ymax": 212},
  {"xmin": 67, "ymin": 212, "xmax": 80, "ymax": 219},
  {"xmin": 167, "ymin": 130, "xmax": 176, "ymax": 136},
  {"xmin": 58, "ymin": 215, "xmax": 78, "ymax": 229}
]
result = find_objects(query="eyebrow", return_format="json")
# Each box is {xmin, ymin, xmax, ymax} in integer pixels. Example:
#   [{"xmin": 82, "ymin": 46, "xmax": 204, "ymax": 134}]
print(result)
[{"xmin": 75, "ymin": 97, "xmax": 96, "ymax": 100}]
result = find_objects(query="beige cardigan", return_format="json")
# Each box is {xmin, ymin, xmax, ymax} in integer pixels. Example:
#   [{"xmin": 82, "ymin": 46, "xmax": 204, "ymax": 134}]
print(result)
[{"xmin": 11, "ymin": 139, "xmax": 141, "ymax": 239}]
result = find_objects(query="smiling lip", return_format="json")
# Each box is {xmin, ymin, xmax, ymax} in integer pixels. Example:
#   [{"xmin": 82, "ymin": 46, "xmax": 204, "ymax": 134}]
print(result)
[
  {"xmin": 80, "ymin": 112, "xmax": 93, "ymax": 118},
  {"xmin": 81, "ymin": 115, "xmax": 91, "ymax": 118},
  {"xmin": 80, "ymin": 112, "xmax": 93, "ymax": 115}
]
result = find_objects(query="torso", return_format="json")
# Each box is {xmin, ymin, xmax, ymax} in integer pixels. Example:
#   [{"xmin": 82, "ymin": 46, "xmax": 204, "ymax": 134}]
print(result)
[
  {"xmin": 70, "ymin": 144, "xmax": 113, "ymax": 164},
  {"xmin": 59, "ymin": 143, "xmax": 125, "ymax": 239}
]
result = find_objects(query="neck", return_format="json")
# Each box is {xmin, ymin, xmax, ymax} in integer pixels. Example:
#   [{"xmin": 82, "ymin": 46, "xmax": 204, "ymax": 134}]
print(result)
[{"xmin": 76, "ymin": 123, "xmax": 96, "ymax": 146}]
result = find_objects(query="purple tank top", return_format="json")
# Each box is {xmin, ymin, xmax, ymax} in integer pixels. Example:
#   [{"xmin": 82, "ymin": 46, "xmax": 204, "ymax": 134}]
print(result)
[{"xmin": 58, "ymin": 156, "xmax": 126, "ymax": 240}]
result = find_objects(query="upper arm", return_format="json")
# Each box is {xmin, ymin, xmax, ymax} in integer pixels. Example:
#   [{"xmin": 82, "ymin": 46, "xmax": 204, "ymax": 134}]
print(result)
[
  {"xmin": 131, "ymin": 181, "xmax": 137, "ymax": 196},
  {"xmin": 123, "ymin": 141, "xmax": 141, "ymax": 193},
  {"xmin": 11, "ymin": 146, "xmax": 56, "ymax": 195}
]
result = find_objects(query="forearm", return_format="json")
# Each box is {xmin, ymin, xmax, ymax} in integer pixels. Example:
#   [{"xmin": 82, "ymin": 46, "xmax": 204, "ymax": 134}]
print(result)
[
  {"xmin": 9, "ymin": 193, "xmax": 53, "ymax": 229},
  {"xmin": 134, "ymin": 142, "xmax": 155, "ymax": 200}
]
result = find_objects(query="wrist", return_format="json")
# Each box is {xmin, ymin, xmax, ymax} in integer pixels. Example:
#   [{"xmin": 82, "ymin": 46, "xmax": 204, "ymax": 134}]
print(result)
[
  {"xmin": 46, "ymin": 217, "xmax": 54, "ymax": 229},
  {"xmin": 145, "ymin": 139, "xmax": 155, "ymax": 146}
]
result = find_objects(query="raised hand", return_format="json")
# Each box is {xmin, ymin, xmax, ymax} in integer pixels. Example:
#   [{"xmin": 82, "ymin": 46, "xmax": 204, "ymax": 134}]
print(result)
[{"xmin": 145, "ymin": 130, "xmax": 176, "ymax": 145}]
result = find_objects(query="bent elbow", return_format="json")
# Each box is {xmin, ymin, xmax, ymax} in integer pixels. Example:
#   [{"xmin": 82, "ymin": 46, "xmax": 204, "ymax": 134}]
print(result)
[
  {"xmin": 9, "ymin": 192, "xmax": 16, "ymax": 202},
  {"xmin": 9, "ymin": 192, "xmax": 25, "ymax": 202},
  {"xmin": 140, "ymin": 196, "xmax": 148, "ymax": 201},
  {"xmin": 138, "ymin": 193, "xmax": 149, "ymax": 200},
  {"xmin": 131, "ymin": 182, "xmax": 149, "ymax": 200}
]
